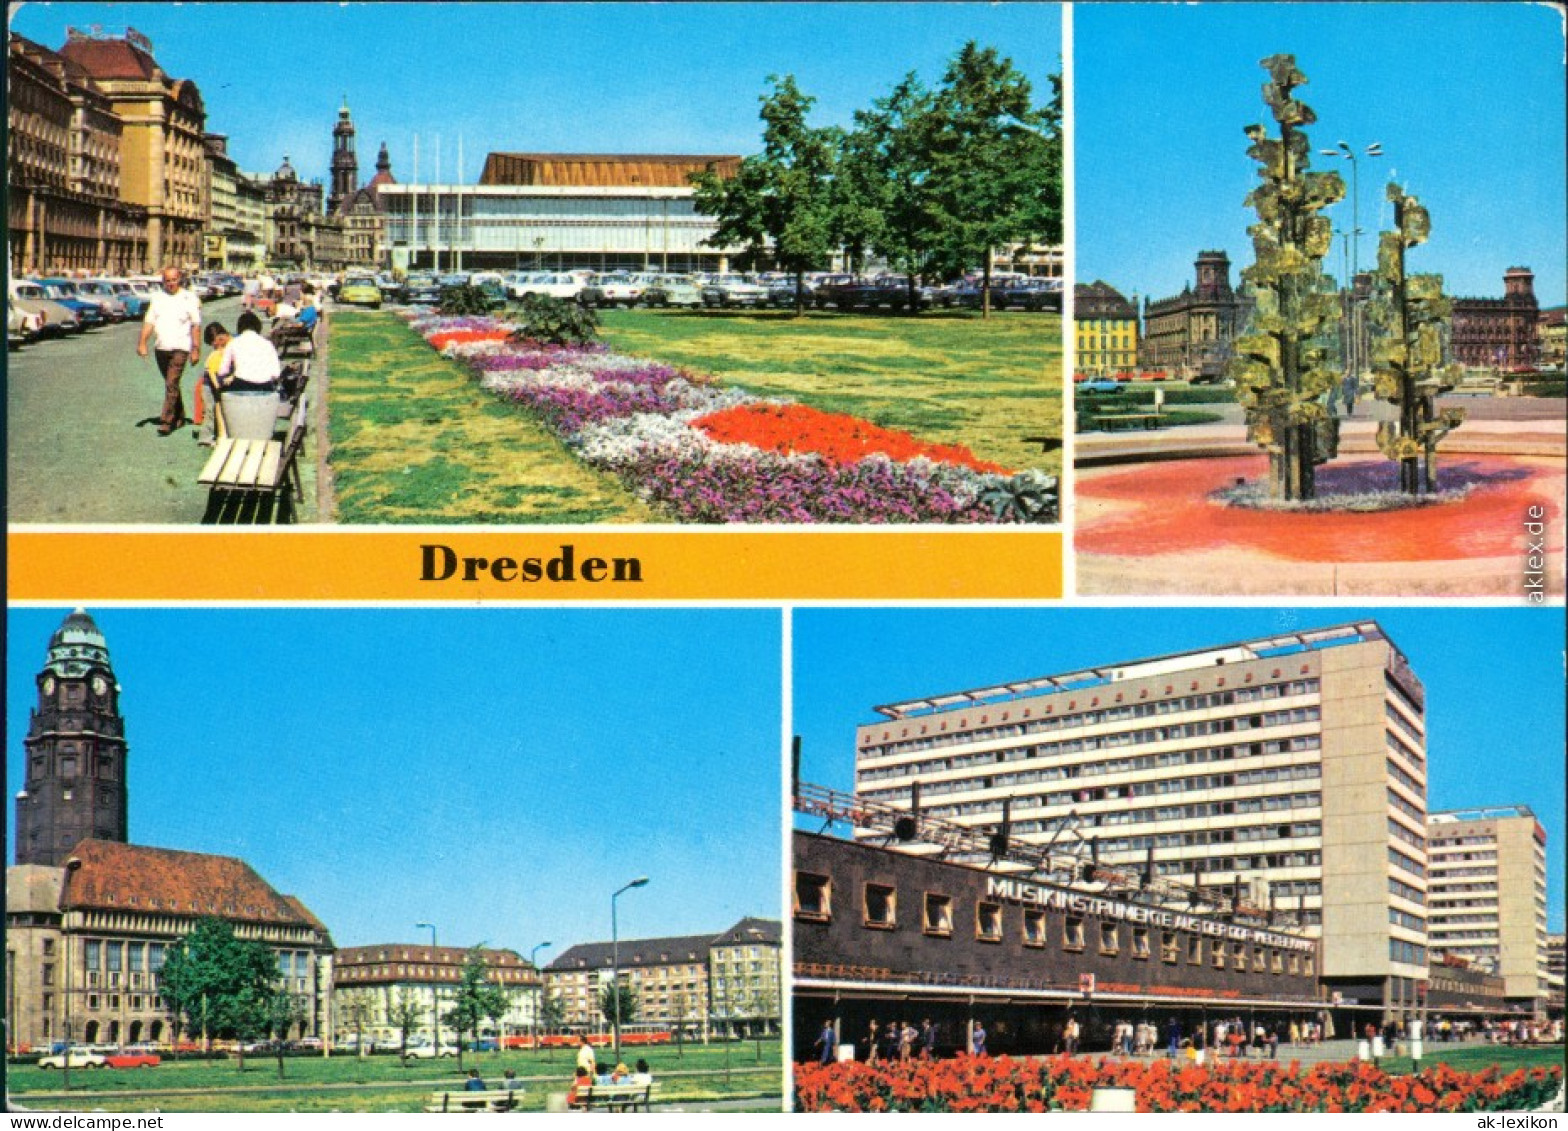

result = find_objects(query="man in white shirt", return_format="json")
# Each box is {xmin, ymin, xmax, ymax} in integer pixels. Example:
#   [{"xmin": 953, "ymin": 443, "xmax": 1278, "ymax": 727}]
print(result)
[
  {"xmin": 136, "ymin": 266, "xmax": 203, "ymax": 435},
  {"xmin": 217, "ymin": 312, "xmax": 283, "ymax": 389}
]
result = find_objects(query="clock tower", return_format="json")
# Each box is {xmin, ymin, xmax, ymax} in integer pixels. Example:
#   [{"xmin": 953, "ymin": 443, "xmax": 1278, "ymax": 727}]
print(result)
[{"xmin": 14, "ymin": 609, "xmax": 129, "ymax": 866}]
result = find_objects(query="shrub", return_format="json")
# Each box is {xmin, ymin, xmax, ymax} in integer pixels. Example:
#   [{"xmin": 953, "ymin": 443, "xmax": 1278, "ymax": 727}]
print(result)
[
  {"xmin": 509, "ymin": 294, "xmax": 601, "ymax": 346},
  {"xmin": 437, "ymin": 284, "xmax": 497, "ymax": 317}
]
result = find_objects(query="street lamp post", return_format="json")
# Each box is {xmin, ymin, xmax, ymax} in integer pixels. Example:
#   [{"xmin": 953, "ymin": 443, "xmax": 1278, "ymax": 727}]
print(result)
[
  {"xmin": 1319, "ymin": 142, "xmax": 1383, "ymax": 395},
  {"xmin": 610, "ymin": 878, "xmax": 649, "ymax": 1065},
  {"xmin": 416, "ymin": 922, "xmax": 438, "ymax": 1049},
  {"xmin": 529, "ymin": 942, "xmax": 552, "ymax": 1057},
  {"xmin": 61, "ymin": 857, "xmax": 83, "ymax": 1092}
]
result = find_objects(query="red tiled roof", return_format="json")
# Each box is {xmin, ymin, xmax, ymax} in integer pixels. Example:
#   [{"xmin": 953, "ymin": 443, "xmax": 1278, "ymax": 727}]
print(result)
[
  {"xmin": 59, "ymin": 839, "xmax": 321, "ymax": 930},
  {"xmin": 58, "ymin": 37, "xmax": 159, "ymax": 81},
  {"xmin": 336, "ymin": 943, "xmax": 527, "ymax": 968}
]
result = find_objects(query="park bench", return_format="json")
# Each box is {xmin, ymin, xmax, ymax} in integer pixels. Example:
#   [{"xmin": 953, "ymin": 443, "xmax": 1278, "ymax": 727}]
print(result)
[
  {"xmin": 277, "ymin": 361, "xmax": 310, "ymax": 420},
  {"xmin": 198, "ymin": 393, "xmax": 309, "ymax": 523},
  {"xmin": 1085, "ymin": 411, "xmax": 1166, "ymax": 432},
  {"xmin": 423, "ymin": 1089, "xmax": 522, "ymax": 1113},
  {"xmin": 273, "ymin": 319, "xmax": 318, "ymax": 360},
  {"xmin": 574, "ymin": 1081, "xmax": 659, "ymax": 1112}
]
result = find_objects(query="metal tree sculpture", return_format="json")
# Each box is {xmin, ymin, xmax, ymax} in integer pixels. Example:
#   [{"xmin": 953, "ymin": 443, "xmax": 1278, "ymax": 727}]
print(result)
[
  {"xmin": 1228, "ymin": 54, "xmax": 1346, "ymax": 501},
  {"xmin": 1368, "ymin": 183, "xmax": 1465, "ymax": 495}
]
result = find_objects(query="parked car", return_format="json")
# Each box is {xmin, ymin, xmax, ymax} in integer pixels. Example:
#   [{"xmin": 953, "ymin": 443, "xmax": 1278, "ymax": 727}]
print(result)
[
  {"xmin": 74, "ymin": 279, "xmax": 130, "ymax": 321},
  {"xmin": 404, "ymin": 1041, "xmax": 459, "ymax": 1059},
  {"xmin": 9, "ymin": 279, "xmax": 83, "ymax": 336},
  {"xmin": 700, "ymin": 274, "xmax": 768, "ymax": 308},
  {"xmin": 105, "ymin": 279, "xmax": 150, "ymax": 318},
  {"xmin": 1077, "ymin": 377, "xmax": 1122, "ymax": 395},
  {"xmin": 509, "ymin": 271, "xmax": 587, "ymax": 302},
  {"xmin": 105, "ymin": 1050, "xmax": 161, "ymax": 1069},
  {"xmin": 10, "ymin": 301, "xmax": 46, "ymax": 346},
  {"xmin": 642, "ymin": 274, "xmax": 704, "ymax": 307},
  {"xmin": 579, "ymin": 273, "xmax": 646, "ymax": 308},
  {"xmin": 402, "ymin": 275, "xmax": 441, "ymax": 305},
  {"xmin": 32, "ymin": 278, "xmax": 106, "ymax": 327},
  {"xmin": 38, "ymin": 1047, "xmax": 108, "ymax": 1070},
  {"xmin": 338, "ymin": 276, "xmax": 383, "ymax": 309}
]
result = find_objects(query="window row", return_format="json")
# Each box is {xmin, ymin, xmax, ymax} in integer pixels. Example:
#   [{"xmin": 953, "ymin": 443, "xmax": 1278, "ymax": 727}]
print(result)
[
  {"xmin": 796, "ymin": 874, "xmax": 1315, "ymax": 977},
  {"xmin": 859, "ymin": 681, "xmax": 1322, "ymax": 762}
]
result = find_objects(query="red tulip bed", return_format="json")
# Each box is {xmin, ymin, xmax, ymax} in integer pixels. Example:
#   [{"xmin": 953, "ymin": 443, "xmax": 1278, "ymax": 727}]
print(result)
[
  {"xmin": 404, "ymin": 314, "xmax": 1057, "ymax": 524},
  {"xmin": 792, "ymin": 1055, "xmax": 1563, "ymax": 1113}
]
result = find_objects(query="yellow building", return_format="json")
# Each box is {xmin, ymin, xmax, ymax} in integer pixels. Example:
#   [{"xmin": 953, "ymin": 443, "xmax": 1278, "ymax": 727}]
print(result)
[
  {"xmin": 1074, "ymin": 280, "xmax": 1139, "ymax": 377},
  {"xmin": 59, "ymin": 27, "xmax": 206, "ymax": 270}
]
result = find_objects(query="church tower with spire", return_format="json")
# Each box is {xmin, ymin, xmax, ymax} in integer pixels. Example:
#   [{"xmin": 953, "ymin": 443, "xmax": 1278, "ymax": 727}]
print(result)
[
  {"xmin": 14, "ymin": 610, "xmax": 130, "ymax": 867},
  {"xmin": 329, "ymin": 96, "xmax": 359, "ymax": 214}
]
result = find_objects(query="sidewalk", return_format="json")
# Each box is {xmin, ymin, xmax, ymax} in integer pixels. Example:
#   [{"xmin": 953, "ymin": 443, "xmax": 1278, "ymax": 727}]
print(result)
[{"xmin": 5, "ymin": 297, "xmax": 321, "ymax": 525}]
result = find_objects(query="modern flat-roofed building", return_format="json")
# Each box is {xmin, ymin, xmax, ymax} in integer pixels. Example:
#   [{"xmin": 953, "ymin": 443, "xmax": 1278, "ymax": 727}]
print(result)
[
  {"xmin": 1426, "ymin": 806, "xmax": 1549, "ymax": 1014},
  {"xmin": 380, "ymin": 151, "xmax": 744, "ymax": 275},
  {"xmin": 852, "ymin": 621, "xmax": 1429, "ymax": 1023},
  {"xmin": 793, "ymin": 828, "xmax": 1322, "ymax": 1058}
]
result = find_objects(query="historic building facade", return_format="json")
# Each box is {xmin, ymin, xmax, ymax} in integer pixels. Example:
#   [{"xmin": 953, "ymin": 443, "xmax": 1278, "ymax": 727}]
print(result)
[
  {"xmin": 7, "ymin": 33, "xmax": 148, "ymax": 274},
  {"xmin": 6, "ymin": 611, "xmax": 336, "ymax": 1053},
  {"xmin": 332, "ymin": 944, "xmax": 541, "ymax": 1046},
  {"xmin": 1140, "ymin": 251, "xmax": 1254, "ymax": 381},
  {"xmin": 1450, "ymin": 268, "xmax": 1540, "ymax": 372},
  {"xmin": 1074, "ymin": 281, "xmax": 1139, "ymax": 377},
  {"xmin": 58, "ymin": 26, "xmax": 206, "ymax": 269},
  {"xmin": 544, "ymin": 917, "xmax": 782, "ymax": 1037},
  {"xmin": 850, "ymin": 621, "xmax": 1431, "ymax": 1024}
]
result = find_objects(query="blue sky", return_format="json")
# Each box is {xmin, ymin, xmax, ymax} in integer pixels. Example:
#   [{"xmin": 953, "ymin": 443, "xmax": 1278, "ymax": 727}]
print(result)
[
  {"xmin": 1076, "ymin": 3, "xmax": 1567, "ymax": 308},
  {"xmin": 7, "ymin": 608, "xmax": 783, "ymax": 957},
  {"xmin": 11, "ymin": 2, "xmax": 1062, "ymax": 181},
  {"xmin": 794, "ymin": 607, "xmax": 1568, "ymax": 931}
]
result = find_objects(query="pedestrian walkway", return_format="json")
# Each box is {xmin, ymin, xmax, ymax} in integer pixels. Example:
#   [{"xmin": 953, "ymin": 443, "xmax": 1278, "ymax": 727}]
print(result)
[{"xmin": 6, "ymin": 297, "xmax": 319, "ymax": 524}]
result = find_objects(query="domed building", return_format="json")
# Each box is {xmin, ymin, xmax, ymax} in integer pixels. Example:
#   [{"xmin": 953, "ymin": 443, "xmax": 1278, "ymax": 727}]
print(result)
[{"xmin": 6, "ymin": 610, "xmax": 336, "ymax": 1053}]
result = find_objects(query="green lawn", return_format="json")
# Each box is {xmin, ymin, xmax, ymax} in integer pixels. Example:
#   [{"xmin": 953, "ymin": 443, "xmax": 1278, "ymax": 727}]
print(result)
[
  {"xmin": 1378, "ymin": 1042, "xmax": 1565, "ymax": 1076},
  {"xmin": 325, "ymin": 312, "xmax": 660, "ymax": 524},
  {"xmin": 598, "ymin": 307, "xmax": 1063, "ymax": 478},
  {"xmin": 9, "ymin": 1040, "xmax": 785, "ymax": 1113}
]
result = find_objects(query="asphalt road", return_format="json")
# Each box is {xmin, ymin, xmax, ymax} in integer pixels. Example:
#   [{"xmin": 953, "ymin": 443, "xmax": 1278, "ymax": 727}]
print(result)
[{"xmin": 7, "ymin": 296, "xmax": 252, "ymax": 524}]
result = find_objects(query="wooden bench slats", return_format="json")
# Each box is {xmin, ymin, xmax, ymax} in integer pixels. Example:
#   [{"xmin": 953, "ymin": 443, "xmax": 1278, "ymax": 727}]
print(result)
[
  {"xmin": 423, "ymin": 1089, "xmax": 519, "ymax": 1113},
  {"xmin": 217, "ymin": 440, "xmax": 257, "ymax": 484},
  {"xmin": 235, "ymin": 441, "xmax": 270, "ymax": 487},
  {"xmin": 198, "ymin": 439, "xmax": 238, "ymax": 485},
  {"xmin": 257, "ymin": 442, "xmax": 284, "ymax": 488}
]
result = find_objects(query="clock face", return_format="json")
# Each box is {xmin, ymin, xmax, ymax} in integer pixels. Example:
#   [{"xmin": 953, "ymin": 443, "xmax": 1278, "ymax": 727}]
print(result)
[
  {"xmin": 42, "ymin": 676, "xmax": 56, "ymax": 696},
  {"xmin": 92, "ymin": 675, "xmax": 108, "ymax": 696}
]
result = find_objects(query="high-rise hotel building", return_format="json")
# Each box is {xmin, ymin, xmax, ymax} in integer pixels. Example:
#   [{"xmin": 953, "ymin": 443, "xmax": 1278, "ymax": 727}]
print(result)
[
  {"xmin": 853, "ymin": 621, "xmax": 1429, "ymax": 1021},
  {"xmin": 1427, "ymin": 806, "xmax": 1550, "ymax": 1013}
]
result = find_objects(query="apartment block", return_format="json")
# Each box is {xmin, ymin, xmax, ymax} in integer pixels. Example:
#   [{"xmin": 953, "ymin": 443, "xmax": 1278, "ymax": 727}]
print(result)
[
  {"xmin": 1427, "ymin": 806, "xmax": 1549, "ymax": 1012},
  {"xmin": 853, "ymin": 621, "xmax": 1429, "ymax": 1020}
]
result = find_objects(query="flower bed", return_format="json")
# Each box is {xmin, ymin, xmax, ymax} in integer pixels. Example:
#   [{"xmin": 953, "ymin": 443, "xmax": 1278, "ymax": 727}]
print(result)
[
  {"xmin": 403, "ymin": 313, "xmax": 1057, "ymax": 524},
  {"xmin": 792, "ymin": 1056, "xmax": 1563, "ymax": 1113}
]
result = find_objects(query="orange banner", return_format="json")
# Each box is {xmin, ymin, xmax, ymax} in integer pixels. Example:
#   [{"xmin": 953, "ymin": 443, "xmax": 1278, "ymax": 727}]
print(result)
[{"xmin": 7, "ymin": 531, "xmax": 1062, "ymax": 602}]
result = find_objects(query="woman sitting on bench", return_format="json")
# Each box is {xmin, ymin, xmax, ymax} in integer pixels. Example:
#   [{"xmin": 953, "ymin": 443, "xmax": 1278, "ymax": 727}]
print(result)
[
  {"xmin": 214, "ymin": 311, "xmax": 283, "ymax": 440},
  {"xmin": 566, "ymin": 1066, "xmax": 592, "ymax": 1110}
]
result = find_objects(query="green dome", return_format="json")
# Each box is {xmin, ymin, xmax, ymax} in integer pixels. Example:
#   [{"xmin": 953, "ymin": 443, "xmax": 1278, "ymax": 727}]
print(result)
[{"xmin": 44, "ymin": 608, "xmax": 112, "ymax": 678}]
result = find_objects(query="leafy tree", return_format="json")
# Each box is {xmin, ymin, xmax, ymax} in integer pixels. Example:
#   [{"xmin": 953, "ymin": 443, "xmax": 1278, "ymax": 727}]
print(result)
[
  {"xmin": 921, "ymin": 42, "xmax": 1062, "ymax": 317},
  {"xmin": 442, "ymin": 948, "xmax": 509, "ymax": 1071},
  {"xmin": 692, "ymin": 75, "xmax": 842, "ymax": 314},
  {"xmin": 387, "ymin": 988, "xmax": 425, "ymax": 1060},
  {"xmin": 1228, "ymin": 54, "xmax": 1345, "ymax": 501},
  {"xmin": 266, "ymin": 991, "xmax": 307, "ymax": 1080},
  {"xmin": 1368, "ymin": 183, "xmax": 1465, "ymax": 494},
  {"xmin": 842, "ymin": 74, "xmax": 944, "ymax": 307},
  {"xmin": 159, "ymin": 917, "xmax": 279, "ymax": 1070},
  {"xmin": 598, "ymin": 983, "xmax": 640, "ymax": 1029}
]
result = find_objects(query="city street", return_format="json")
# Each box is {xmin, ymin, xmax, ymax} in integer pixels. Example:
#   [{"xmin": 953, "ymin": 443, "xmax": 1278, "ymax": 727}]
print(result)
[{"xmin": 6, "ymin": 296, "xmax": 315, "ymax": 524}]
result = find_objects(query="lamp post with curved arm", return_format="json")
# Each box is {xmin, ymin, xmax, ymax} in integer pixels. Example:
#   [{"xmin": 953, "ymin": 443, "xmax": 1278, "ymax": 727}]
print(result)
[
  {"xmin": 415, "ymin": 922, "xmax": 438, "ymax": 1049},
  {"xmin": 610, "ymin": 878, "xmax": 649, "ymax": 1064},
  {"xmin": 529, "ymin": 942, "xmax": 552, "ymax": 1057}
]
